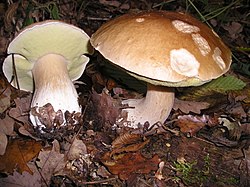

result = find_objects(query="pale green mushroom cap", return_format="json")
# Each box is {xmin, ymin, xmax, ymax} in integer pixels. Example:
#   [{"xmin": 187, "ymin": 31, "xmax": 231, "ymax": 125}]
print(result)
[{"xmin": 3, "ymin": 20, "xmax": 93, "ymax": 92}]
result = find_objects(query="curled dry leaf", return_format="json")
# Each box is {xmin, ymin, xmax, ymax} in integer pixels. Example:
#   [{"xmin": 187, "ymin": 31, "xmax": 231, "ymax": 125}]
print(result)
[
  {"xmin": 110, "ymin": 139, "xmax": 150, "ymax": 156},
  {"xmin": 102, "ymin": 152, "xmax": 160, "ymax": 180},
  {"xmin": 110, "ymin": 131, "xmax": 150, "ymax": 156},
  {"xmin": 112, "ymin": 132, "xmax": 143, "ymax": 149}
]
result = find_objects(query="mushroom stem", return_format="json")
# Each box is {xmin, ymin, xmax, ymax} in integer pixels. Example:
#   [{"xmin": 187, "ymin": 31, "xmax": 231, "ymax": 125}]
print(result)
[
  {"xmin": 121, "ymin": 83, "xmax": 175, "ymax": 128},
  {"xmin": 30, "ymin": 54, "xmax": 81, "ymax": 127}
]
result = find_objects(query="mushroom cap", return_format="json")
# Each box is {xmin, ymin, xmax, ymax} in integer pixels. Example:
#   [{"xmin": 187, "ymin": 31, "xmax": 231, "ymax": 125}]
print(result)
[
  {"xmin": 3, "ymin": 20, "xmax": 93, "ymax": 92},
  {"xmin": 90, "ymin": 11, "xmax": 232, "ymax": 87}
]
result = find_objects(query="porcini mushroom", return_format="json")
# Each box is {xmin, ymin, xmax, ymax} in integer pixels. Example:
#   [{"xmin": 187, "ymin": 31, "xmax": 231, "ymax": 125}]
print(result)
[
  {"xmin": 3, "ymin": 21, "xmax": 93, "ymax": 131},
  {"xmin": 90, "ymin": 11, "xmax": 231, "ymax": 128}
]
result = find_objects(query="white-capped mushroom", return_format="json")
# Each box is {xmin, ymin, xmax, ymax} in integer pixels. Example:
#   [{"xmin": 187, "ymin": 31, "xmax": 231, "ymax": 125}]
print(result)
[
  {"xmin": 90, "ymin": 11, "xmax": 232, "ymax": 128},
  {"xmin": 3, "ymin": 20, "xmax": 93, "ymax": 131}
]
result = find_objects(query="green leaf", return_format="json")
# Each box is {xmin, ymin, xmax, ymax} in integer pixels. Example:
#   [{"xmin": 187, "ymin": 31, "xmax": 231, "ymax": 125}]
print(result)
[
  {"xmin": 23, "ymin": 17, "xmax": 34, "ymax": 27},
  {"xmin": 179, "ymin": 75, "xmax": 246, "ymax": 101},
  {"xmin": 50, "ymin": 4, "xmax": 60, "ymax": 20},
  {"xmin": 201, "ymin": 75, "xmax": 246, "ymax": 93}
]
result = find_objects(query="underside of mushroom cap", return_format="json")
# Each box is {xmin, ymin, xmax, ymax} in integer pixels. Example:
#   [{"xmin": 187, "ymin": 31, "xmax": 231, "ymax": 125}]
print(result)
[{"xmin": 3, "ymin": 20, "xmax": 93, "ymax": 92}]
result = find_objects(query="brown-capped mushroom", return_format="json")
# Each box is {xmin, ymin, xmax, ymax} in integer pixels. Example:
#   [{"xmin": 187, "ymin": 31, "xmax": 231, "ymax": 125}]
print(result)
[{"xmin": 90, "ymin": 11, "xmax": 232, "ymax": 128}]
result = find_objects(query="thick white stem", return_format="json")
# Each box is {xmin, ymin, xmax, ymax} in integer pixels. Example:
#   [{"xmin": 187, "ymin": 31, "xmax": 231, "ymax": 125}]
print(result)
[
  {"xmin": 30, "ymin": 54, "xmax": 81, "ymax": 128},
  {"xmin": 121, "ymin": 83, "xmax": 174, "ymax": 128}
]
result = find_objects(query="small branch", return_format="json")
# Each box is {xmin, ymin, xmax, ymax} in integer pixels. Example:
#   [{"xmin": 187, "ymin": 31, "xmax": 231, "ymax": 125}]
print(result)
[
  {"xmin": 11, "ymin": 54, "xmax": 20, "ymax": 90},
  {"xmin": 77, "ymin": 177, "xmax": 118, "ymax": 185}
]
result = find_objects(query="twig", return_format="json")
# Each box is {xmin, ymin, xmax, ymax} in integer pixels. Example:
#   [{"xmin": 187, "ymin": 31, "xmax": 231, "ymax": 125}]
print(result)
[
  {"xmin": 78, "ymin": 177, "xmax": 118, "ymax": 185},
  {"xmin": 11, "ymin": 53, "xmax": 20, "ymax": 90},
  {"xmin": 86, "ymin": 17, "xmax": 111, "ymax": 21}
]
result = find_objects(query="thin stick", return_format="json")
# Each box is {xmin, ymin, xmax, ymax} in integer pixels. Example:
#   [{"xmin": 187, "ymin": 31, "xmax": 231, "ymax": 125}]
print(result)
[
  {"xmin": 11, "ymin": 54, "xmax": 20, "ymax": 90},
  {"xmin": 78, "ymin": 177, "xmax": 117, "ymax": 185}
]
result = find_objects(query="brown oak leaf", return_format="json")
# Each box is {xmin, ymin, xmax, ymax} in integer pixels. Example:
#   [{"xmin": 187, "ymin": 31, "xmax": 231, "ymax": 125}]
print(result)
[
  {"xmin": 102, "ymin": 152, "xmax": 160, "ymax": 180},
  {"xmin": 0, "ymin": 139, "xmax": 42, "ymax": 174}
]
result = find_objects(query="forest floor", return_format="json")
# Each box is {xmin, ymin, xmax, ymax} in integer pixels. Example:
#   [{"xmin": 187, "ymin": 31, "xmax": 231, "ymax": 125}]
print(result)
[{"xmin": 0, "ymin": 0, "xmax": 249, "ymax": 186}]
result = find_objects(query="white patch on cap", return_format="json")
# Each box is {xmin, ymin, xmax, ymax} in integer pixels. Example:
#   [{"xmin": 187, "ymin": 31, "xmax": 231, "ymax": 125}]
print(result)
[
  {"xmin": 192, "ymin": 33, "xmax": 211, "ymax": 56},
  {"xmin": 212, "ymin": 47, "xmax": 226, "ymax": 70},
  {"xmin": 170, "ymin": 48, "xmax": 200, "ymax": 77},
  {"xmin": 172, "ymin": 20, "xmax": 200, "ymax": 33},
  {"xmin": 136, "ymin": 18, "xmax": 145, "ymax": 22}
]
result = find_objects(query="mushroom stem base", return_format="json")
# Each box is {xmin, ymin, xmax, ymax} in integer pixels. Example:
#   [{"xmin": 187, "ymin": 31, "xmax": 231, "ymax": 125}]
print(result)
[
  {"xmin": 30, "ymin": 54, "xmax": 81, "ymax": 131},
  {"xmin": 119, "ymin": 83, "xmax": 174, "ymax": 128}
]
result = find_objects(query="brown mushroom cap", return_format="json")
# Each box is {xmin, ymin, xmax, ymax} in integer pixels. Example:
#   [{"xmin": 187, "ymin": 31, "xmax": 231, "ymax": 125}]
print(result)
[{"xmin": 90, "ymin": 11, "xmax": 232, "ymax": 87}]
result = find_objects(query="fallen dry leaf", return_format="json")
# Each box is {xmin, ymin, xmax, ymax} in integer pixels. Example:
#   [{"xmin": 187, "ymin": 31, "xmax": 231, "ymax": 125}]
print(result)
[
  {"xmin": 0, "ymin": 163, "xmax": 42, "ymax": 187},
  {"xmin": 96, "ymin": 165, "xmax": 112, "ymax": 178},
  {"xmin": 92, "ymin": 90, "xmax": 121, "ymax": 125},
  {"xmin": 0, "ymin": 114, "xmax": 15, "ymax": 136},
  {"xmin": 102, "ymin": 152, "xmax": 160, "ymax": 180},
  {"xmin": 0, "ymin": 139, "xmax": 42, "ymax": 174},
  {"xmin": 0, "ymin": 132, "xmax": 7, "ymax": 156},
  {"xmin": 111, "ymin": 139, "xmax": 150, "ymax": 156},
  {"xmin": 36, "ymin": 140, "xmax": 66, "ymax": 186},
  {"xmin": 66, "ymin": 138, "xmax": 87, "ymax": 160},
  {"xmin": 235, "ymin": 148, "xmax": 250, "ymax": 186},
  {"xmin": 18, "ymin": 126, "xmax": 41, "ymax": 141},
  {"xmin": 0, "ymin": 30, "xmax": 8, "ymax": 54},
  {"xmin": 112, "ymin": 132, "xmax": 143, "ymax": 149},
  {"xmin": 173, "ymin": 98, "xmax": 210, "ymax": 114},
  {"xmin": 110, "ymin": 132, "xmax": 150, "ymax": 155},
  {"xmin": 99, "ymin": 0, "xmax": 121, "ymax": 7},
  {"xmin": 228, "ymin": 102, "xmax": 247, "ymax": 118},
  {"xmin": 8, "ymin": 95, "xmax": 32, "ymax": 124},
  {"xmin": 222, "ymin": 21, "xmax": 243, "ymax": 39},
  {"xmin": 0, "ymin": 115, "xmax": 15, "ymax": 155},
  {"xmin": 175, "ymin": 115, "xmax": 218, "ymax": 136},
  {"xmin": 0, "ymin": 86, "xmax": 11, "ymax": 113}
]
